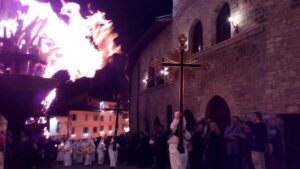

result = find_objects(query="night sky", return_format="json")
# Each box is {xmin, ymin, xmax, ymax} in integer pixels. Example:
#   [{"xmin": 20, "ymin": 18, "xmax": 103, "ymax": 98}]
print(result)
[{"xmin": 46, "ymin": 0, "xmax": 172, "ymax": 115}]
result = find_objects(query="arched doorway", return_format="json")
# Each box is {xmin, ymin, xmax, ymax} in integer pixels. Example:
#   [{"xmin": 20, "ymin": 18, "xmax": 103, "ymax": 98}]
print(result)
[
  {"xmin": 183, "ymin": 109, "xmax": 195, "ymax": 131},
  {"xmin": 206, "ymin": 95, "xmax": 231, "ymax": 133},
  {"xmin": 166, "ymin": 105, "xmax": 173, "ymax": 127},
  {"xmin": 206, "ymin": 95, "xmax": 231, "ymax": 169}
]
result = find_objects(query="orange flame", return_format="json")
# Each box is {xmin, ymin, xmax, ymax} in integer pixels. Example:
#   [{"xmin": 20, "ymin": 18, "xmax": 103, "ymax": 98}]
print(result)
[{"xmin": 0, "ymin": 0, "xmax": 121, "ymax": 80}]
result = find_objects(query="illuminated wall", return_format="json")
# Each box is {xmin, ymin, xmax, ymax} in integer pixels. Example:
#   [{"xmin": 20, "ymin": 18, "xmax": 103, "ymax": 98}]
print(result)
[
  {"xmin": 49, "ymin": 116, "xmax": 68, "ymax": 138},
  {"xmin": 68, "ymin": 101, "xmax": 129, "ymax": 139}
]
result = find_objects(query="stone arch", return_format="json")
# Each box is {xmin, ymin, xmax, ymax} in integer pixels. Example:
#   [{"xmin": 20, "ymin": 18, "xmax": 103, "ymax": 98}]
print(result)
[
  {"xmin": 183, "ymin": 109, "xmax": 195, "ymax": 131},
  {"xmin": 188, "ymin": 19, "xmax": 203, "ymax": 53},
  {"xmin": 205, "ymin": 95, "xmax": 231, "ymax": 133},
  {"xmin": 198, "ymin": 82, "xmax": 238, "ymax": 120}
]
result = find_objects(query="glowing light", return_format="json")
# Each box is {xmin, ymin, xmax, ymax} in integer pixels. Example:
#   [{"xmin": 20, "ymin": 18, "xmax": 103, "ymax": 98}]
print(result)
[
  {"xmin": 37, "ymin": 117, "xmax": 47, "ymax": 124},
  {"xmin": 143, "ymin": 78, "xmax": 148, "ymax": 84},
  {"xmin": 43, "ymin": 127, "xmax": 50, "ymax": 139},
  {"xmin": 0, "ymin": 0, "xmax": 121, "ymax": 80},
  {"xmin": 83, "ymin": 133, "xmax": 89, "ymax": 138},
  {"xmin": 228, "ymin": 14, "xmax": 242, "ymax": 33},
  {"xmin": 42, "ymin": 89, "xmax": 56, "ymax": 110},
  {"xmin": 124, "ymin": 126, "xmax": 130, "ymax": 132},
  {"xmin": 71, "ymin": 134, "xmax": 76, "ymax": 138},
  {"xmin": 99, "ymin": 101, "xmax": 105, "ymax": 110},
  {"xmin": 25, "ymin": 117, "xmax": 35, "ymax": 125},
  {"xmin": 160, "ymin": 67, "xmax": 169, "ymax": 76},
  {"xmin": 99, "ymin": 131, "xmax": 105, "ymax": 136}
]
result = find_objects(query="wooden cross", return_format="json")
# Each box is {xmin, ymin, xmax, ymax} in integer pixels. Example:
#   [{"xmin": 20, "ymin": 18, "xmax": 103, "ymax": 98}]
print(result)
[
  {"xmin": 101, "ymin": 94, "xmax": 128, "ymax": 151},
  {"xmin": 161, "ymin": 34, "xmax": 206, "ymax": 153},
  {"xmin": 101, "ymin": 94, "xmax": 128, "ymax": 137}
]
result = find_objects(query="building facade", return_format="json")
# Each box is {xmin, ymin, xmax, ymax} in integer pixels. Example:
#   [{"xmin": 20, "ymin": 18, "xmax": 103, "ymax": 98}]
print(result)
[
  {"xmin": 50, "ymin": 101, "xmax": 129, "ymax": 140},
  {"xmin": 129, "ymin": 1, "xmax": 300, "ymax": 168}
]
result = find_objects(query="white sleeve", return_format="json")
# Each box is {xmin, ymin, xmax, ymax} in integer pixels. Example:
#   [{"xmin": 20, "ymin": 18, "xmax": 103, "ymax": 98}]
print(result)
[
  {"xmin": 170, "ymin": 118, "xmax": 180, "ymax": 133},
  {"xmin": 184, "ymin": 130, "xmax": 192, "ymax": 140}
]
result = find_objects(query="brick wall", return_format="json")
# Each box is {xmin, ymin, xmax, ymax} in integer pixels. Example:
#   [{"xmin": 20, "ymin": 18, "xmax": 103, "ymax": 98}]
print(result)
[{"xmin": 130, "ymin": 0, "xmax": 300, "ymax": 132}]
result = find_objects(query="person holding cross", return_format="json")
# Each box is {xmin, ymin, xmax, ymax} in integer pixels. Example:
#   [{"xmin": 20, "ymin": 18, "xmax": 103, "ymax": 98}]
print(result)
[
  {"xmin": 106, "ymin": 135, "xmax": 120, "ymax": 169},
  {"xmin": 168, "ymin": 111, "xmax": 191, "ymax": 169}
]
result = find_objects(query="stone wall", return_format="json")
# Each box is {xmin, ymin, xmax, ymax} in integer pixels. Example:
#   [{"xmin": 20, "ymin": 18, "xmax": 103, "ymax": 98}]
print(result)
[{"xmin": 130, "ymin": 0, "xmax": 300, "ymax": 132}]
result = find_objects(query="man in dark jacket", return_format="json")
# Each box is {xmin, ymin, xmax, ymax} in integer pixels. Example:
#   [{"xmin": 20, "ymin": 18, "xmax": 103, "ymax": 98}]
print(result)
[{"xmin": 251, "ymin": 112, "xmax": 267, "ymax": 169}]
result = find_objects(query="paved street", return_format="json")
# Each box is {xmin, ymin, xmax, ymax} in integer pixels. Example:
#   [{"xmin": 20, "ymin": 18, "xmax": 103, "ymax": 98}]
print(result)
[{"xmin": 51, "ymin": 163, "xmax": 149, "ymax": 169}]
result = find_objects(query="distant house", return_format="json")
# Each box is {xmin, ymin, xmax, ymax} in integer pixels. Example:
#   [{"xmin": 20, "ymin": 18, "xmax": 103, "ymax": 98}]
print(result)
[
  {"xmin": 49, "ymin": 116, "xmax": 68, "ymax": 139},
  {"xmin": 49, "ymin": 101, "xmax": 129, "ymax": 140}
]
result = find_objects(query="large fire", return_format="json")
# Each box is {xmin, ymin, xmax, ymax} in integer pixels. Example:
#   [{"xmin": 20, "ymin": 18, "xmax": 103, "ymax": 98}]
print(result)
[{"xmin": 0, "ymin": 0, "xmax": 121, "ymax": 80}]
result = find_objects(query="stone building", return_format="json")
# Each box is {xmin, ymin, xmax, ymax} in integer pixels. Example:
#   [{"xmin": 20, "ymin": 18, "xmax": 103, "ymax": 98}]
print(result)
[
  {"xmin": 49, "ymin": 101, "xmax": 129, "ymax": 140},
  {"xmin": 128, "ymin": 0, "xmax": 300, "ymax": 168}
]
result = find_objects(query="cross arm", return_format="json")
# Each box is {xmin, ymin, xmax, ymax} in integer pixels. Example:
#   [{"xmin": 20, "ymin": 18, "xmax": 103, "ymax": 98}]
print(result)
[{"xmin": 162, "ymin": 62, "xmax": 202, "ymax": 68}]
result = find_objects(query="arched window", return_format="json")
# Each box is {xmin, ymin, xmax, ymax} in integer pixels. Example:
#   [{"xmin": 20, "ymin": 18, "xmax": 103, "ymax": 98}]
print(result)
[
  {"xmin": 190, "ymin": 21, "xmax": 203, "ymax": 53},
  {"xmin": 216, "ymin": 3, "xmax": 231, "ymax": 43}
]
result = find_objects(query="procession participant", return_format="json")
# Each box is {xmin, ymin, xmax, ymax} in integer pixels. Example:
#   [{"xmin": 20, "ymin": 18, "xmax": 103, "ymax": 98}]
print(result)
[
  {"xmin": 97, "ymin": 138, "xmax": 106, "ymax": 165},
  {"xmin": 76, "ymin": 139, "xmax": 84, "ymax": 163},
  {"xmin": 56, "ymin": 140, "xmax": 64, "ymax": 163},
  {"xmin": 72, "ymin": 139, "xmax": 77, "ymax": 162},
  {"xmin": 168, "ymin": 111, "xmax": 191, "ymax": 169},
  {"xmin": 107, "ymin": 135, "xmax": 120, "ymax": 169},
  {"xmin": 84, "ymin": 138, "xmax": 95, "ymax": 165},
  {"xmin": 63, "ymin": 139, "xmax": 72, "ymax": 167}
]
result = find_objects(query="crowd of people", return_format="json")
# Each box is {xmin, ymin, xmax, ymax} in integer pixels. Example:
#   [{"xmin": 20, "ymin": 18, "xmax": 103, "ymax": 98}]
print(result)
[{"xmin": 6, "ymin": 111, "xmax": 281, "ymax": 169}]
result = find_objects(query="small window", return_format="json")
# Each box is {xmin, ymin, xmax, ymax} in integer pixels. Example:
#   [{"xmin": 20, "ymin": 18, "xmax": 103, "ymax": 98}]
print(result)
[
  {"xmin": 94, "ymin": 114, "xmax": 98, "ymax": 121},
  {"xmin": 109, "ymin": 116, "xmax": 112, "ymax": 121},
  {"xmin": 100, "ymin": 126, "xmax": 104, "ymax": 131},
  {"xmin": 85, "ymin": 114, "xmax": 88, "ymax": 121},
  {"xmin": 83, "ymin": 127, "xmax": 89, "ymax": 133},
  {"xmin": 93, "ymin": 127, "xmax": 97, "ymax": 133},
  {"xmin": 100, "ymin": 115, "xmax": 104, "ymax": 121},
  {"xmin": 216, "ymin": 3, "xmax": 231, "ymax": 43},
  {"xmin": 190, "ymin": 21, "xmax": 203, "ymax": 53},
  {"xmin": 109, "ymin": 125, "xmax": 112, "ymax": 130},
  {"xmin": 71, "ymin": 127, "xmax": 75, "ymax": 134},
  {"xmin": 71, "ymin": 114, "xmax": 77, "ymax": 121},
  {"xmin": 56, "ymin": 122, "xmax": 61, "ymax": 133}
]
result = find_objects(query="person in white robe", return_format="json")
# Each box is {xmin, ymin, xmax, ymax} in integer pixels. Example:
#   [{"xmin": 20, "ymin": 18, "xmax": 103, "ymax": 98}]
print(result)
[
  {"xmin": 72, "ymin": 140, "xmax": 77, "ymax": 161},
  {"xmin": 75, "ymin": 139, "xmax": 84, "ymax": 163},
  {"xmin": 63, "ymin": 139, "xmax": 73, "ymax": 167},
  {"xmin": 108, "ymin": 136, "xmax": 120, "ymax": 169},
  {"xmin": 168, "ymin": 111, "xmax": 191, "ymax": 169},
  {"xmin": 97, "ymin": 138, "xmax": 106, "ymax": 165},
  {"xmin": 56, "ymin": 141, "xmax": 64, "ymax": 163},
  {"xmin": 84, "ymin": 138, "xmax": 95, "ymax": 165}
]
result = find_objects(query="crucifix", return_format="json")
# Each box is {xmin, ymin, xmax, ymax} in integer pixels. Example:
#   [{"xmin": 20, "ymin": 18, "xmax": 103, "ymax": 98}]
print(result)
[
  {"xmin": 101, "ymin": 94, "xmax": 128, "ymax": 150},
  {"xmin": 160, "ymin": 34, "xmax": 208, "ymax": 153}
]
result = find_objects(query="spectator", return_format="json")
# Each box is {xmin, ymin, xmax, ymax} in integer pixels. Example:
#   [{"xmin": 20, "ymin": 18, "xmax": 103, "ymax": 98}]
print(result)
[
  {"xmin": 251, "ymin": 112, "xmax": 267, "ymax": 169},
  {"xmin": 224, "ymin": 116, "xmax": 244, "ymax": 169}
]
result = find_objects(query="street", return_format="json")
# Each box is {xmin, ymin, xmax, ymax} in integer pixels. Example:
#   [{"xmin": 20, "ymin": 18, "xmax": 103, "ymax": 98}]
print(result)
[{"xmin": 51, "ymin": 163, "xmax": 143, "ymax": 169}]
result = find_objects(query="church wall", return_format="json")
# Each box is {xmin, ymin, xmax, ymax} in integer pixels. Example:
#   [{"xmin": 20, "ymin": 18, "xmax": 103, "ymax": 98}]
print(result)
[{"xmin": 130, "ymin": 0, "xmax": 300, "ymax": 132}]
